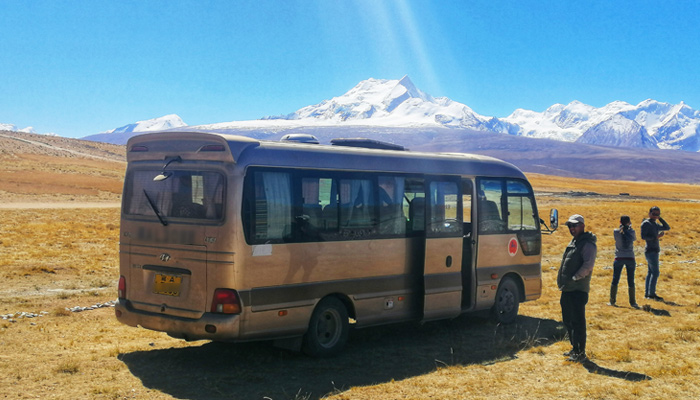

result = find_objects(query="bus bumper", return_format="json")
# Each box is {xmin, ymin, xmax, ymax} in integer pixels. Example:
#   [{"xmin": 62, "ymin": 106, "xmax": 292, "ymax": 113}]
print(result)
[{"xmin": 115, "ymin": 299, "xmax": 241, "ymax": 341}]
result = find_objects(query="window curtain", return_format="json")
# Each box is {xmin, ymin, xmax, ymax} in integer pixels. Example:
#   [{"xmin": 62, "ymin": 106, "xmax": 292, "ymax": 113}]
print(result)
[{"xmin": 262, "ymin": 172, "xmax": 292, "ymax": 239}]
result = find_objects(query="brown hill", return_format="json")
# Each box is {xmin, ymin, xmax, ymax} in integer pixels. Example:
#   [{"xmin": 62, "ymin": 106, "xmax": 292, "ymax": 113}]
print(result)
[{"xmin": 0, "ymin": 130, "xmax": 126, "ymax": 204}]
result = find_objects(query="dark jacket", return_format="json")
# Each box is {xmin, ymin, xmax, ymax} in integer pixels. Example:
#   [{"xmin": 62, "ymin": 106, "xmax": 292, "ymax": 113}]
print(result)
[
  {"xmin": 641, "ymin": 218, "xmax": 670, "ymax": 254},
  {"xmin": 557, "ymin": 232, "xmax": 597, "ymax": 293},
  {"xmin": 613, "ymin": 225, "xmax": 636, "ymax": 258}
]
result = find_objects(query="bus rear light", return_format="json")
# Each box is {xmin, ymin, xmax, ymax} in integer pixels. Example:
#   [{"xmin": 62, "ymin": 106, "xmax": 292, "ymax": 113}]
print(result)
[
  {"xmin": 118, "ymin": 275, "xmax": 126, "ymax": 299},
  {"xmin": 211, "ymin": 289, "xmax": 242, "ymax": 314}
]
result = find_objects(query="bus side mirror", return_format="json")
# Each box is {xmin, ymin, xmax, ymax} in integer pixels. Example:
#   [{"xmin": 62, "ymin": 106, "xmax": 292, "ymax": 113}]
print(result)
[
  {"xmin": 540, "ymin": 208, "xmax": 558, "ymax": 235},
  {"xmin": 550, "ymin": 209, "xmax": 558, "ymax": 231}
]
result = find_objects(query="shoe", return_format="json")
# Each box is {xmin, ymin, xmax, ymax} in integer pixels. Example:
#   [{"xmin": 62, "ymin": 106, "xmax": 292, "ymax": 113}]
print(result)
[
  {"xmin": 631, "ymin": 303, "xmax": 640, "ymax": 309},
  {"xmin": 652, "ymin": 295, "xmax": 664, "ymax": 301},
  {"xmin": 567, "ymin": 352, "xmax": 588, "ymax": 362},
  {"xmin": 563, "ymin": 350, "xmax": 573, "ymax": 357},
  {"xmin": 607, "ymin": 302, "xmax": 616, "ymax": 307}
]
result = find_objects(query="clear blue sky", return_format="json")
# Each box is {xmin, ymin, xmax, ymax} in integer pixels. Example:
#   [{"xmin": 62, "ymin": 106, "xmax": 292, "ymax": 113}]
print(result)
[{"xmin": 2, "ymin": 0, "xmax": 699, "ymax": 138}]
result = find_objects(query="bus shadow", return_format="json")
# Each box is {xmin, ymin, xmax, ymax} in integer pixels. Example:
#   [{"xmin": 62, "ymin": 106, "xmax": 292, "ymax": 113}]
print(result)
[{"xmin": 118, "ymin": 315, "xmax": 566, "ymax": 400}]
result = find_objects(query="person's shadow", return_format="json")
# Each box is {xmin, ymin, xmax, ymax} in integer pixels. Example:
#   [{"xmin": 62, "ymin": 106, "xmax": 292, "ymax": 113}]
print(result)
[
  {"xmin": 581, "ymin": 359, "xmax": 652, "ymax": 382},
  {"xmin": 642, "ymin": 304, "xmax": 671, "ymax": 317}
]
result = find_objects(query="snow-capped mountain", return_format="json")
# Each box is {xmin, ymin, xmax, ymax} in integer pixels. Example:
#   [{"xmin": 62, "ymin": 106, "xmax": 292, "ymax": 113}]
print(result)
[
  {"xmin": 1, "ymin": 123, "xmax": 38, "ymax": 134},
  {"xmin": 202, "ymin": 76, "xmax": 519, "ymax": 134},
  {"xmin": 504, "ymin": 99, "xmax": 700, "ymax": 151},
  {"xmin": 196, "ymin": 77, "xmax": 698, "ymax": 151},
  {"xmin": 82, "ymin": 114, "xmax": 187, "ymax": 144},
  {"xmin": 102, "ymin": 114, "xmax": 186, "ymax": 134},
  {"xmin": 79, "ymin": 76, "xmax": 699, "ymax": 152}
]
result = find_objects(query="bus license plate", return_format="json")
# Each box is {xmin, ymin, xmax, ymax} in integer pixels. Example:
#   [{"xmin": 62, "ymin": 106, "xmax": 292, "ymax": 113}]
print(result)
[{"xmin": 153, "ymin": 274, "xmax": 182, "ymax": 297}]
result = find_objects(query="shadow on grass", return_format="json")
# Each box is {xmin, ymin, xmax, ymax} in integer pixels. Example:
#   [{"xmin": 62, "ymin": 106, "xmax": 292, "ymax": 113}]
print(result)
[
  {"xmin": 119, "ymin": 315, "xmax": 566, "ymax": 400},
  {"xmin": 641, "ymin": 304, "xmax": 671, "ymax": 317},
  {"xmin": 581, "ymin": 359, "xmax": 652, "ymax": 382}
]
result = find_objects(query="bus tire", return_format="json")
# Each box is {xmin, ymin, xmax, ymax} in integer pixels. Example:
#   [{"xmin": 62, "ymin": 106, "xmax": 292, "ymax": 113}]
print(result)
[
  {"xmin": 302, "ymin": 297, "xmax": 349, "ymax": 357},
  {"xmin": 491, "ymin": 277, "xmax": 520, "ymax": 324}
]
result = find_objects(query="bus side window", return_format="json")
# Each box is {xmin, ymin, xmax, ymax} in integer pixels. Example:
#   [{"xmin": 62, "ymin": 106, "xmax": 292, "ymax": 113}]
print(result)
[
  {"xmin": 427, "ymin": 180, "xmax": 461, "ymax": 236},
  {"xmin": 506, "ymin": 180, "xmax": 539, "ymax": 231},
  {"xmin": 252, "ymin": 171, "xmax": 293, "ymax": 242},
  {"xmin": 378, "ymin": 176, "xmax": 406, "ymax": 236},
  {"xmin": 478, "ymin": 179, "xmax": 506, "ymax": 234},
  {"xmin": 462, "ymin": 179, "xmax": 473, "ymax": 237},
  {"xmin": 403, "ymin": 178, "xmax": 425, "ymax": 235}
]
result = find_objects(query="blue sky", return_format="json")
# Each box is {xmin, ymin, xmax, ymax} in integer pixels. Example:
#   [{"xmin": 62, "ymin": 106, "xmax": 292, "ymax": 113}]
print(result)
[{"xmin": 2, "ymin": 0, "xmax": 700, "ymax": 138}]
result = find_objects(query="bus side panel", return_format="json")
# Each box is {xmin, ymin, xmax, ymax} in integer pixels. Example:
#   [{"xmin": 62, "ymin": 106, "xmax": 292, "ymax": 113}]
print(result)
[
  {"xmin": 474, "ymin": 234, "xmax": 542, "ymax": 309},
  {"xmin": 422, "ymin": 237, "xmax": 463, "ymax": 321},
  {"xmin": 234, "ymin": 238, "xmax": 421, "ymax": 338}
]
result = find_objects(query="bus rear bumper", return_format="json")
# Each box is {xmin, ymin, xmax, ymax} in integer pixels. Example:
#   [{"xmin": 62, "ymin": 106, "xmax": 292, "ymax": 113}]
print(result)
[{"xmin": 115, "ymin": 299, "xmax": 241, "ymax": 341}]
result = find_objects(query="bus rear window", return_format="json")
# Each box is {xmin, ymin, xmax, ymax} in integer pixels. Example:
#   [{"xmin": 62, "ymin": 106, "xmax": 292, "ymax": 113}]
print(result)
[{"xmin": 124, "ymin": 170, "xmax": 225, "ymax": 221}]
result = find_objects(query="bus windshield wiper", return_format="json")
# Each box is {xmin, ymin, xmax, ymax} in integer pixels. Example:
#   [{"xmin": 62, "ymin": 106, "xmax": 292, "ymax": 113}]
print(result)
[{"xmin": 143, "ymin": 189, "xmax": 168, "ymax": 226}]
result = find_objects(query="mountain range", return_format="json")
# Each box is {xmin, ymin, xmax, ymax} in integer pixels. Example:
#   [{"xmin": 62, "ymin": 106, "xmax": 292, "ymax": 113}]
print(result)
[
  {"xmin": 3, "ymin": 77, "xmax": 700, "ymax": 183},
  {"xmin": 79, "ymin": 76, "xmax": 699, "ymax": 153}
]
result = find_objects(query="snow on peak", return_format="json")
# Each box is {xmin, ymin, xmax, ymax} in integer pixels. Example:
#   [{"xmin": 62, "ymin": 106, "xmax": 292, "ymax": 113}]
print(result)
[
  {"xmin": 259, "ymin": 76, "xmax": 495, "ymax": 130},
  {"xmin": 105, "ymin": 114, "xmax": 186, "ymax": 134}
]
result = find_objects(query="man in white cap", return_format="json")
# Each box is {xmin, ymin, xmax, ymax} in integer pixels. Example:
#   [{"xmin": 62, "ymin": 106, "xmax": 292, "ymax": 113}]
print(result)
[{"xmin": 557, "ymin": 214, "xmax": 597, "ymax": 362}]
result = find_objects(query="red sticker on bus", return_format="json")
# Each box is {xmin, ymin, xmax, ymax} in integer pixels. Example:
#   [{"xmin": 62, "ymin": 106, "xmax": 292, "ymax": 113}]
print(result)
[{"xmin": 508, "ymin": 237, "xmax": 518, "ymax": 257}]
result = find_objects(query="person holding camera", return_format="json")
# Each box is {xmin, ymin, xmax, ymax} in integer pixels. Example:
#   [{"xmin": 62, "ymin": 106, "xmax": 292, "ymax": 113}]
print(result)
[
  {"xmin": 641, "ymin": 206, "xmax": 671, "ymax": 301},
  {"xmin": 609, "ymin": 215, "xmax": 638, "ymax": 308}
]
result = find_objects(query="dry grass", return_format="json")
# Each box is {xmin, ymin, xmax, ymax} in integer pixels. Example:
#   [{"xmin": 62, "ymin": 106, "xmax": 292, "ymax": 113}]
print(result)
[
  {"xmin": 1, "ymin": 174, "xmax": 699, "ymax": 399},
  {"xmin": 0, "ymin": 148, "xmax": 125, "ymax": 204}
]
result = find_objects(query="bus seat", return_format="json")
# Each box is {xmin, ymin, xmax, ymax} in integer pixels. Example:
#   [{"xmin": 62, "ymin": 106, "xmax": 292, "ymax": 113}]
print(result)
[
  {"xmin": 408, "ymin": 197, "xmax": 425, "ymax": 231},
  {"xmin": 481, "ymin": 200, "xmax": 500, "ymax": 221},
  {"xmin": 302, "ymin": 204, "xmax": 322, "ymax": 228},
  {"xmin": 321, "ymin": 204, "xmax": 338, "ymax": 230}
]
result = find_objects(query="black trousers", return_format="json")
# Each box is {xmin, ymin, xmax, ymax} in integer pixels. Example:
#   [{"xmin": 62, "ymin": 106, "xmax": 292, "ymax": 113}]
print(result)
[{"xmin": 560, "ymin": 291, "xmax": 589, "ymax": 354}]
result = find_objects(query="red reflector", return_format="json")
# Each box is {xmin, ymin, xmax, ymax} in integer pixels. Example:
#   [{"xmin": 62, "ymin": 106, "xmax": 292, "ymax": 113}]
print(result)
[
  {"xmin": 491, "ymin": 274, "xmax": 499, "ymax": 280},
  {"xmin": 398, "ymin": 296, "xmax": 405, "ymax": 302},
  {"xmin": 491, "ymin": 285, "xmax": 497, "ymax": 290},
  {"xmin": 199, "ymin": 144, "xmax": 225, "ymax": 152},
  {"xmin": 211, "ymin": 289, "xmax": 242, "ymax": 314},
  {"xmin": 130, "ymin": 145, "xmax": 148, "ymax": 152},
  {"xmin": 118, "ymin": 275, "xmax": 126, "ymax": 299},
  {"xmin": 278, "ymin": 310, "xmax": 288, "ymax": 317}
]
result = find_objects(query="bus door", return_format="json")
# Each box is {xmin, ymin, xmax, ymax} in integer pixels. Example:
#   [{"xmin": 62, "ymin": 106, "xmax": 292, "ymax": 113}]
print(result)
[
  {"xmin": 461, "ymin": 179, "xmax": 475, "ymax": 310},
  {"xmin": 421, "ymin": 179, "xmax": 463, "ymax": 321}
]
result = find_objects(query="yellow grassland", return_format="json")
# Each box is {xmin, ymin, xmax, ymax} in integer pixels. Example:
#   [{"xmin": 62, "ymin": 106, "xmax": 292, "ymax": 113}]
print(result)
[
  {"xmin": 0, "ymin": 153, "xmax": 125, "ymax": 203},
  {"xmin": 0, "ymin": 174, "xmax": 698, "ymax": 399}
]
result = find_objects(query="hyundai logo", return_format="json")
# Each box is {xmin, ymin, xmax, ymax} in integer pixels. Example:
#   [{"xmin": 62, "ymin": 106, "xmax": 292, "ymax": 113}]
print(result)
[{"xmin": 159, "ymin": 253, "xmax": 171, "ymax": 262}]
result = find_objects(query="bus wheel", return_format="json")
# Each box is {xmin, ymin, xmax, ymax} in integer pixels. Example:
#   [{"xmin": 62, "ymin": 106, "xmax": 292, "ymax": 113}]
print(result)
[
  {"xmin": 302, "ymin": 297, "xmax": 349, "ymax": 357},
  {"xmin": 491, "ymin": 277, "xmax": 520, "ymax": 324}
]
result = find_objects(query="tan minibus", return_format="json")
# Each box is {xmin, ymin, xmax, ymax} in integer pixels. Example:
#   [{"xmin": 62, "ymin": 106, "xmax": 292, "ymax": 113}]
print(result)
[{"xmin": 115, "ymin": 131, "xmax": 558, "ymax": 356}]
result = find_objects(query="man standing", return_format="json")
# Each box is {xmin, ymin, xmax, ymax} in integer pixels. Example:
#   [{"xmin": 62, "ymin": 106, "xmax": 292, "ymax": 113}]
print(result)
[
  {"xmin": 557, "ymin": 214, "xmax": 597, "ymax": 362},
  {"xmin": 641, "ymin": 206, "xmax": 671, "ymax": 301}
]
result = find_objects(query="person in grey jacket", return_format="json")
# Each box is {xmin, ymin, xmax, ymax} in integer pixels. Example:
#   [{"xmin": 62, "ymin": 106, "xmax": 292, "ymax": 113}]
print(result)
[
  {"xmin": 641, "ymin": 206, "xmax": 671, "ymax": 301},
  {"xmin": 609, "ymin": 215, "xmax": 638, "ymax": 308},
  {"xmin": 557, "ymin": 214, "xmax": 597, "ymax": 362}
]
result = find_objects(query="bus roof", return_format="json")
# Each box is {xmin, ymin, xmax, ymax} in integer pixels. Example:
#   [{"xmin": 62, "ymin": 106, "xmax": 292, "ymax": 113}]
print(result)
[{"xmin": 126, "ymin": 131, "xmax": 526, "ymax": 179}]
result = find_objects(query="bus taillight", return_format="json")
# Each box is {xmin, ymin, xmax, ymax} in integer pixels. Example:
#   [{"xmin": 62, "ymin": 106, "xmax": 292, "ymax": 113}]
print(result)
[
  {"xmin": 211, "ymin": 289, "xmax": 242, "ymax": 314},
  {"xmin": 118, "ymin": 275, "xmax": 126, "ymax": 299}
]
